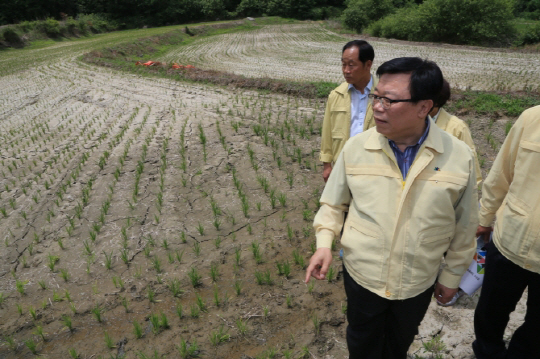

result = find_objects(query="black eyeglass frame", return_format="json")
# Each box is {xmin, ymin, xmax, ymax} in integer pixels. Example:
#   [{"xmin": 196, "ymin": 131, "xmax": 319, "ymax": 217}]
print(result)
[{"xmin": 368, "ymin": 93, "xmax": 417, "ymax": 109}]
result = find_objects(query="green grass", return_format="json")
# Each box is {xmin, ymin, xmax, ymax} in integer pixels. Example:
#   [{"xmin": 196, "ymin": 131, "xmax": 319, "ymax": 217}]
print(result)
[{"xmin": 448, "ymin": 90, "xmax": 540, "ymax": 117}]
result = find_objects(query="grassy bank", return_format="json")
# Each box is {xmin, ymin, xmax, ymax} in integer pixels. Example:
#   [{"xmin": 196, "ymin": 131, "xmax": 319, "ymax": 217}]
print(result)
[{"xmin": 81, "ymin": 19, "xmax": 338, "ymax": 98}]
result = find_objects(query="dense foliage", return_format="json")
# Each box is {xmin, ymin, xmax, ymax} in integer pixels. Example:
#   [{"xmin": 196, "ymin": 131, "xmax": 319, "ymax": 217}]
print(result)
[
  {"xmin": 0, "ymin": 0, "xmax": 345, "ymax": 26},
  {"xmin": 367, "ymin": 0, "xmax": 516, "ymax": 46},
  {"xmin": 344, "ymin": 0, "xmax": 539, "ymax": 46},
  {"xmin": 1, "ymin": 0, "xmax": 539, "ymax": 47}
]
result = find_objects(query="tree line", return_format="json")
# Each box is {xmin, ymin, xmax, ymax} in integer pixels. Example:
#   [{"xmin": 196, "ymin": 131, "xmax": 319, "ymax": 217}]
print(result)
[
  {"xmin": 0, "ymin": 0, "xmax": 345, "ymax": 27},
  {"xmin": 1, "ymin": 0, "xmax": 539, "ymax": 47}
]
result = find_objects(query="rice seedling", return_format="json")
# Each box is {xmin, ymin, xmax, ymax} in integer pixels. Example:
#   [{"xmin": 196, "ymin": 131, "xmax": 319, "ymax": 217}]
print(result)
[
  {"xmin": 91, "ymin": 304, "xmax": 103, "ymax": 323},
  {"xmin": 62, "ymin": 314, "xmax": 74, "ymax": 332},
  {"xmin": 292, "ymin": 250, "xmax": 306, "ymax": 269},
  {"xmin": 173, "ymin": 249, "xmax": 184, "ymax": 264},
  {"xmin": 276, "ymin": 260, "xmax": 292, "ymax": 278},
  {"xmin": 16, "ymin": 279, "xmax": 27, "ymax": 295},
  {"xmin": 104, "ymin": 331, "xmax": 115, "ymax": 349},
  {"xmin": 192, "ymin": 241, "xmax": 201, "ymax": 257},
  {"xmin": 234, "ymin": 246, "xmax": 242, "ymax": 266},
  {"xmin": 195, "ymin": 292, "xmax": 207, "ymax": 312},
  {"xmin": 103, "ymin": 251, "xmax": 113, "ymax": 270},
  {"xmin": 209, "ymin": 325, "xmax": 230, "ymax": 346},
  {"xmin": 24, "ymin": 338, "xmax": 38, "ymax": 355},
  {"xmin": 177, "ymin": 338, "xmax": 199, "ymax": 358},
  {"xmin": 147, "ymin": 287, "xmax": 157, "ymax": 303},
  {"xmin": 29, "ymin": 306, "xmax": 37, "ymax": 321},
  {"xmin": 176, "ymin": 303, "xmax": 184, "ymax": 319},
  {"xmin": 167, "ymin": 278, "xmax": 183, "ymax": 297},
  {"xmin": 133, "ymin": 320, "xmax": 144, "ymax": 339},
  {"xmin": 4, "ymin": 335, "xmax": 16, "ymax": 351},
  {"xmin": 60, "ymin": 268, "xmax": 70, "ymax": 282},
  {"xmin": 234, "ymin": 279, "xmax": 242, "ymax": 295},
  {"xmin": 326, "ymin": 267, "xmax": 335, "ymax": 283},
  {"xmin": 160, "ymin": 311, "xmax": 169, "ymax": 330},
  {"xmin": 52, "ymin": 289, "xmax": 63, "ymax": 302},
  {"xmin": 278, "ymin": 193, "xmax": 287, "ymax": 207},
  {"xmin": 190, "ymin": 303, "xmax": 200, "ymax": 318},
  {"xmin": 69, "ymin": 348, "xmax": 79, "ymax": 358},
  {"xmin": 196, "ymin": 223, "xmax": 204, "ymax": 236},
  {"xmin": 188, "ymin": 267, "xmax": 202, "ymax": 288},
  {"xmin": 134, "ymin": 265, "xmax": 142, "ymax": 279},
  {"xmin": 210, "ymin": 262, "xmax": 219, "ymax": 282},
  {"xmin": 151, "ymin": 255, "xmax": 162, "ymax": 274}
]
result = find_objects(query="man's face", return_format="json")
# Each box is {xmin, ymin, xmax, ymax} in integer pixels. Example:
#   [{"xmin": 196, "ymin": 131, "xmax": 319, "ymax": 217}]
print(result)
[
  {"xmin": 341, "ymin": 46, "xmax": 372, "ymax": 89},
  {"xmin": 373, "ymin": 73, "xmax": 431, "ymax": 143}
]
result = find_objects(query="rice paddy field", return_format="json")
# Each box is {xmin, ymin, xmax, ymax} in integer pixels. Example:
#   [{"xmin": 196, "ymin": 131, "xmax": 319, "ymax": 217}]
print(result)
[{"xmin": 0, "ymin": 19, "xmax": 535, "ymax": 359}]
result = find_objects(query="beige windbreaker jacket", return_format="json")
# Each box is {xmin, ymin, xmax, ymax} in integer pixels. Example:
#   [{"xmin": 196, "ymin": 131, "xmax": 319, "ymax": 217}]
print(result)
[
  {"xmin": 319, "ymin": 79, "xmax": 377, "ymax": 163},
  {"xmin": 436, "ymin": 109, "xmax": 483, "ymax": 185},
  {"xmin": 314, "ymin": 120, "xmax": 478, "ymax": 300},
  {"xmin": 479, "ymin": 105, "xmax": 540, "ymax": 274},
  {"xmin": 366, "ymin": 108, "xmax": 483, "ymax": 185}
]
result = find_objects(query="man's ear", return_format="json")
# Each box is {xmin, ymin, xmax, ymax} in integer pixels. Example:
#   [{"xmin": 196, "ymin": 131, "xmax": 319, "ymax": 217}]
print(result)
[
  {"xmin": 364, "ymin": 60, "xmax": 373, "ymax": 71},
  {"xmin": 418, "ymin": 99, "xmax": 434, "ymax": 118}
]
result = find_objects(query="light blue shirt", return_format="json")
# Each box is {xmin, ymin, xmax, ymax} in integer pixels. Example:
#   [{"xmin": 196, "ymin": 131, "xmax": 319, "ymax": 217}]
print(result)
[{"xmin": 349, "ymin": 76, "xmax": 373, "ymax": 137}]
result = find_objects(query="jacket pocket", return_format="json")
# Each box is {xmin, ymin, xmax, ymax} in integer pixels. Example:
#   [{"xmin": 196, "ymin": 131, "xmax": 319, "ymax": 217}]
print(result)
[
  {"xmin": 411, "ymin": 224, "xmax": 455, "ymax": 285},
  {"xmin": 341, "ymin": 217, "xmax": 385, "ymax": 282},
  {"xmin": 496, "ymin": 194, "xmax": 530, "ymax": 256}
]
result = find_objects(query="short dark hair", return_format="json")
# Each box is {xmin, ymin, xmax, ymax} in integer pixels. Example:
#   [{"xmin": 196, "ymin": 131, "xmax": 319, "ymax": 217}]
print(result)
[
  {"xmin": 434, "ymin": 79, "xmax": 451, "ymax": 108},
  {"xmin": 376, "ymin": 57, "xmax": 443, "ymax": 103},
  {"xmin": 342, "ymin": 40, "xmax": 374, "ymax": 64}
]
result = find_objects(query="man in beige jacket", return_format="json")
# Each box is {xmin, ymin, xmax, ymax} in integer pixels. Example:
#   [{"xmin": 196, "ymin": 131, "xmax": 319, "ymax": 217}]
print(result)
[
  {"xmin": 305, "ymin": 57, "xmax": 478, "ymax": 359},
  {"xmin": 473, "ymin": 105, "xmax": 540, "ymax": 359},
  {"xmin": 319, "ymin": 40, "xmax": 377, "ymax": 182}
]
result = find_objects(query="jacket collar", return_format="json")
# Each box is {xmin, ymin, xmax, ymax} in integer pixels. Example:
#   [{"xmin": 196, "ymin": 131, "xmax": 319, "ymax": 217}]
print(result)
[
  {"xmin": 364, "ymin": 117, "xmax": 445, "ymax": 154},
  {"xmin": 335, "ymin": 75, "xmax": 377, "ymax": 95}
]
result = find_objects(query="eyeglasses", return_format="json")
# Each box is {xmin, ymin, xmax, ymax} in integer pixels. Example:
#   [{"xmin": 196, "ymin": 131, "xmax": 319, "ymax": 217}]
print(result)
[{"xmin": 368, "ymin": 94, "xmax": 415, "ymax": 109}]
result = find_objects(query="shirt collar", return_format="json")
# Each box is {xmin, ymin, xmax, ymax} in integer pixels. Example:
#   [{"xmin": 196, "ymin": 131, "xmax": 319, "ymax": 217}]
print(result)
[
  {"xmin": 431, "ymin": 108, "xmax": 441, "ymax": 123},
  {"xmin": 348, "ymin": 75, "xmax": 373, "ymax": 94}
]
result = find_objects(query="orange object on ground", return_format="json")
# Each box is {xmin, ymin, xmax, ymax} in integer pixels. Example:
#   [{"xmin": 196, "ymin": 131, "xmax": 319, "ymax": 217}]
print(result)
[
  {"xmin": 185, "ymin": 65, "xmax": 195, "ymax": 69},
  {"xmin": 135, "ymin": 61, "xmax": 142, "ymax": 66},
  {"xmin": 171, "ymin": 63, "xmax": 182, "ymax": 69},
  {"xmin": 143, "ymin": 61, "xmax": 155, "ymax": 66}
]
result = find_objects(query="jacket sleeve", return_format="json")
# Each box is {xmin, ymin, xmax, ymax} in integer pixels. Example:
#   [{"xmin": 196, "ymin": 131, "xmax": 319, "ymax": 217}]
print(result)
[
  {"xmin": 319, "ymin": 94, "xmax": 334, "ymax": 163},
  {"xmin": 478, "ymin": 116, "xmax": 524, "ymax": 227},
  {"xmin": 438, "ymin": 148, "xmax": 479, "ymax": 288},
  {"xmin": 313, "ymin": 149, "xmax": 351, "ymax": 248},
  {"xmin": 456, "ymin": 124, "xmax": 483, "ymax": 186}
]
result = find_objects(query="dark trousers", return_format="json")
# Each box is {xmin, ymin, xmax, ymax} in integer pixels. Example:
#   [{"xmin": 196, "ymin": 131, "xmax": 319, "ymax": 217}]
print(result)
[
  {"xmin": 473, "ymin": 241, "xmax": 540, "ymax": 359},
  {"xmin": 343, "ymin": 265, "xmax": 434, "ymax": 359}
]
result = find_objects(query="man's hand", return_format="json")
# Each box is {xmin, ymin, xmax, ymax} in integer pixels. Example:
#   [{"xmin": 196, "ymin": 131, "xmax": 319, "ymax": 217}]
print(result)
[
  {"xmin": 305, "ymin": 248, "xmax": 333, "ymax": 283},
  {"xmin": 323, "ymin": 162, "xmax": 332, "ymax": 183},
  {"xmin": 476, "ymin": 225, "xmax": 493, "ymax": 244},
  {"xmin": 434, "ymin": 282, "xmax": 458, "ymax": 305}
]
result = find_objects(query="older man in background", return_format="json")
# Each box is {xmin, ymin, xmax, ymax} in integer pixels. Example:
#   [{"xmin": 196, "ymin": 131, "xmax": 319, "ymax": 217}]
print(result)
[{"xmin": 319, "ymin": 40, "xmax": 377, "ymax": 182}]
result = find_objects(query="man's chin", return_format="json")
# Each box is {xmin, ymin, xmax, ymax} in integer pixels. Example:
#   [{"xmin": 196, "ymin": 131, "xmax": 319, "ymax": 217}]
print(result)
[{"xmin": 374, "ymin": 120, "xmax": 389, "ymax": 134}]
